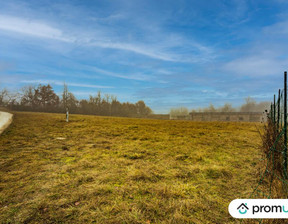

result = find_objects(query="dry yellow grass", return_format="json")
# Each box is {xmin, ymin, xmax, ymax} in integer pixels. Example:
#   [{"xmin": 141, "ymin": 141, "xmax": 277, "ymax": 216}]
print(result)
[{"xmin": 0, "ymin": 112, "xmax": 262, "ymax": 223}]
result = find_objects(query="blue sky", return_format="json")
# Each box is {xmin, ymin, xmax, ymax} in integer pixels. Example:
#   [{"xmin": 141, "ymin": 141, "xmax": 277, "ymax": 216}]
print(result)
[{"xmin": 0, "ymin": 0, "xmax": 288, "ymax": 113}]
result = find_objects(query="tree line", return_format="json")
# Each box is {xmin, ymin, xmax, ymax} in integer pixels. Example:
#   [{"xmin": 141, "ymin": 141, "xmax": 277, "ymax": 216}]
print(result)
[
  {"xmin": 170, "ymin": 97, "xmax": 270, "ymax": 117},
  {"xmin": 0, "ymin": 84, "xmax": 152, "ymax": 117}
]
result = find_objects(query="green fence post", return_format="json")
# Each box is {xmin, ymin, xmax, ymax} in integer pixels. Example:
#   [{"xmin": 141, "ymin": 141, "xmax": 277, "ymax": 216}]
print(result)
[
  {"xmin": 278, "ymin": 89, "xmax": 280, "ymax": 129},
  {"xmin": 274, "ymin": 94, "xmax": 276, "ymax": 124},
  {"xmin": 284, "ymin": 71, "xmax": 287, "ymax": 178},
  {"xmin": 271, "ymin": 103, "xmax": 273, "ymax": 120}
]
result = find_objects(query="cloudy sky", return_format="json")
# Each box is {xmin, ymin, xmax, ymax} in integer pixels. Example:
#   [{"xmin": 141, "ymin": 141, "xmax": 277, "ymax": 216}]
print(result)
[{"xmin": 0, "ymin": 0, "xmax": 287, "ymax": 113}]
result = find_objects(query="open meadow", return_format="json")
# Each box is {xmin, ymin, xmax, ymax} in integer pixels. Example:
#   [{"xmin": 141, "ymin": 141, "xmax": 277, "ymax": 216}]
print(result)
[{"xmin": 0, "ymin": 112, "xmax": 262, "ymax": 223}]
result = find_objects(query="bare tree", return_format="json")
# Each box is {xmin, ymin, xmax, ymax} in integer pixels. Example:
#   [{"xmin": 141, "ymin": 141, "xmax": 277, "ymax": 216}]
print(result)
[
  {"xmin": 203, "ymin": 103, "xmax": 216, "ymax": 112},
  {"xmin": 240, "ymin": 97, "xmax": 257, "ymax": 112},
  {"xmin": 219, "ymin": 103, "xmax": 235, "ymax": 112},
  {"xmin": 62, "ymin": 83, "xmax": 69, "ymax": 111},
  {"xmin": 170, "ymin": 107, "xmax": 189, "ymax": 119},
  {"xmin": 21, "ymin": 86, "xmax": 36, "ymax": 108},
  {"xmin": 0, "ymin": 88, "xmax": 8, "ymax": 106}
]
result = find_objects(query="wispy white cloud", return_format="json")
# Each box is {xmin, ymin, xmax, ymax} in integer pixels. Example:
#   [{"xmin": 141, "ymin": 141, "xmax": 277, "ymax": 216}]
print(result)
[
  {"xmin": 90, "ymin": 42, "xmax": 180, "ymax": 62},
  {"xmin": 223, "ymin": 56, "xmax": 288, "ymax": 76},
  {"xmin": 21, "ymin": 79, "xmax": 113, "ymax": 89},
  {"xmin": 263, "ymin": 20, "xmax": 288, "ymax": 36},
  {"xmin": 0, "ymin": 15, "xmax": 70, "ymax": 41},
  {"xmin": 222, "ymin": 17, "xmax": 288, "ymax": 77},
  {"xmin": 80, "ymin": 64, "xmax": 151, "ymax": 81},
  {"xmin": 0, "ymin": 14, "xmax": 214, "ymax": 63},
  {"xmin": 88, "ymin": 13, "xmax": 125, "ymax": 23}
]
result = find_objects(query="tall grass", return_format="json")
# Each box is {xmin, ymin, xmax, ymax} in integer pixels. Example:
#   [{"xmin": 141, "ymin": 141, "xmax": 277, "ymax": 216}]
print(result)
[
  {"xmin": 260, "ymin": 118, "xmax": 287, "ymax": 198},
  {"xmin": 250, "ymin": 118, "xmax": 288, "ymax": 224}
]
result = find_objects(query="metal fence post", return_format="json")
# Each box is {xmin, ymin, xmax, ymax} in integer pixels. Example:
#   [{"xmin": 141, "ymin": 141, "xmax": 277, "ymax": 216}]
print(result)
[
  {"xmin": 278, "ymin": 89, "xmax": 280, "ymax": 129},
  {"xmin": 271, "ymin": 103, "xmax": 273, "ymax": 120},
  {"xmin": 284, "ymin": 71, "xmax": 287, "ymax": 178},
  {"xmin": 274, "ymin": 94, "xmax": 276, "ymax": 124}
]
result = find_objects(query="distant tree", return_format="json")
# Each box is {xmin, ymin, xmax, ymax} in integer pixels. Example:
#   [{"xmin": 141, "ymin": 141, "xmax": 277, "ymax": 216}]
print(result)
[
  {"xmin": 111, "ymin": 96, "xmax": 121, "ymax": 116},
  {"xmin": 79, "ymin": 99, "xmax": 90, "ymax": 114},
  {"xmin": 240, "ymin": 97, "xmax": 257, "ymax": 112},
  {"xmin": 189, "ymin": 97, "xmax": 268, "ymax": 113},
  {"xmin": 62, "ymin": 83, "xmax": 69, "ymax": 110},
  {"xmin": 136, "ymin": 100, "xmax": 152, "ymax": 116},
  {"xmin": 3, "ymin": 90, "xmax": 20, "ymax": 110},
  {"xmin": 1, "ymin": 83, "xmax": 152, "ymax": 117},
  {"xmin": 121, "ymin": 102, "xmax": 136, "ymax": 117},
  {"xmin": 20, "ymin": 86, "xmax": 36, "ymax": 109},
  {"xmin": 0, "ymin": 88, "xmax": 8, "ymax": 106},
  {"xmin": 256, "ymin": 101, "xmax": 270, "ymax": 112},
  {"xmin": 170, "ymin": 107, "xmax": 189, "ymax": 118},
  {"xmin": 219, "ymin": 103, "xmax": 235, "ymax": 112},
  {"xmin": 62, "ymin": 84, "xmax": 78, "ymax": 113},
  {"xmin": 203, "ymin": 103, "xmax": 216, "ymax": 112},
  {"xmin": 34, "ymin": 84, "xmax": 60, "ymax": 111},
  {"xmin": 96, "ymin": 91, "xmax": 102, "ymax": 112},
  {"xmin": 145, "ymin": 106, "xmax": 153, "ymax": 115},
  {"xmin": 67, "ymin": 92, "xmax": 78, "ymax": 112}
]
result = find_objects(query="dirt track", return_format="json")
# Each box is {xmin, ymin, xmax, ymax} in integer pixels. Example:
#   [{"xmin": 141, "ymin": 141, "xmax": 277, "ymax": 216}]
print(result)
[{"xmin": 0, "ymin": 112, "xmax": 13, "ymax": 135}]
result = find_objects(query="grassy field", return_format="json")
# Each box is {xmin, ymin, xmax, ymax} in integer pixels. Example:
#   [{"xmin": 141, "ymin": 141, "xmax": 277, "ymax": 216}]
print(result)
[{"xmin": 0, "ymin": 112, "xmax": 262, "ymax": 223}]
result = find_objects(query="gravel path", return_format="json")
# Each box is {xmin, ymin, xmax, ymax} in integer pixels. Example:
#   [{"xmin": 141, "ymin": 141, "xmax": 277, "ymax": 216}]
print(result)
[{"xmin": 0, "ymin": 112, "xmax": 13, "ymax": 135}]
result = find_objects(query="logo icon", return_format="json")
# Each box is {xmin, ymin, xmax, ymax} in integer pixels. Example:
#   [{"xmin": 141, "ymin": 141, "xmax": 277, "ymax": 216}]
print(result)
[{"xmin": 237, "ymin": 203, "xmax": 249, "ymax": 214}]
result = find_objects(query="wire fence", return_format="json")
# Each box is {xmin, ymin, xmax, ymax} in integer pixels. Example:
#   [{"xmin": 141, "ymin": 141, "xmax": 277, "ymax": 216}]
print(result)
[{"xmin": 242, "ymin": 71, "xmax": 288, "ymax": 223}]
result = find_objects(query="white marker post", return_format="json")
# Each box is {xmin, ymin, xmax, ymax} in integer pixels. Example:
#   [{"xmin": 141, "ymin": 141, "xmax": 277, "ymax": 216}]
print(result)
[{"xmin": 66, "ymin": 108, "xmax": 69, "ymax": 122}]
